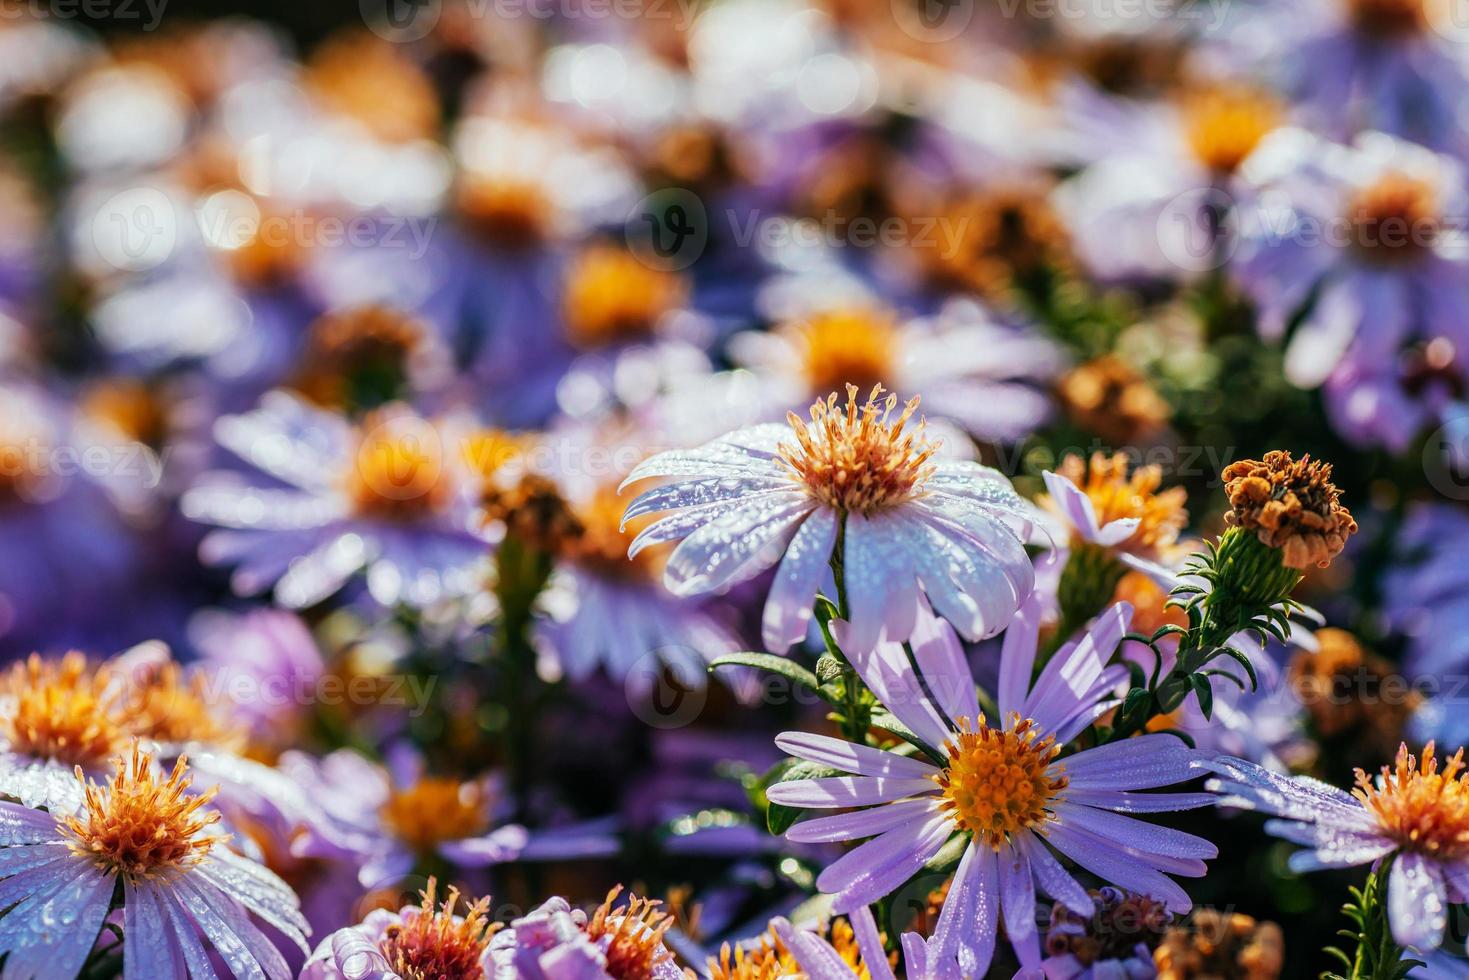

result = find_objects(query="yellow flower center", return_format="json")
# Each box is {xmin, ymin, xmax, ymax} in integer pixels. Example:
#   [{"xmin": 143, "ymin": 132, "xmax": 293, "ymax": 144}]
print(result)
[
  {"xmin": 3, "ymin": 652, "xmax": 128, "ymax": 769},
  {"xmin": 379, "ymin": 878, "xmax": 500, "ymax": 980},
  {"xmin": 1355, "ymin": 742, "xmax": 1469, "ymax": 861},
  {"xmin": 585, "ymin": 887, "xmax": 680, "ymax": 980},
  {"xmin": 1052, "ymin": 451, "xmax": 1188, "ymax": 559},
  {"xmin": 779, "ymin": 385, "xmax": 937, "ymax": 517},
  {"xmin": 1347, "ymin": 0, "xmax": 1428, "ymax": 35},
  {"xmin": 1347, "ymin": 172, "xmax": 1440, "ymax": 264},
  {"xmin": 789, "ymin": 308, "xmax": 900, "ymax": 398},
  {"xmin": 305, "ymin": 31, "xmax": 439, "ymax": 144},
  {"xmin": 381, "ymin": 778, "xmax": 490, "ymax": 854},
  {"xmin": 565, "ymin": 486, "xmax": 661, "ymax": 580},
  {"xmin": 562, "ymin": 246, "xmax": 686, "ymax": 349},
  {"xmin": 1183, "ymin": 87, "xmax": 1281, "ymax": 175},
  {"xmin": 347, "ymin": 417, "xmax": 452, "ymax": 521},
  {"xmin": 294, "ymin": 305, "xmax": 425, "ymax": 409},
  {"xmin": 935, "ymin": 715, "xmax": 1067, "ymax": 850},
  {"xmin": 81, "ymin": 380, "xmax": 169, "ymax": 448},
  {"xmin": 63, "ymin": 747, "xmax": 220, "ymax": 880},
  {"xmin": 710, "ymin": 917, "xmax": 886, "ymax": 980},
  {"xmin": 126, "ymin": 662, "xmax": 239, "ymax": 750},
  {"xmin": 922, "ymin": 186, "xmax": 1073, "ymax": 300},
  {"xmin": 458, "ymin": 176, "xmax": 553, "ymax": 250}
]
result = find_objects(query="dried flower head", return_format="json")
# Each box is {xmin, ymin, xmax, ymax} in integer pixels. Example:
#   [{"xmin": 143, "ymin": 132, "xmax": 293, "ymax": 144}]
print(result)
[
  {"xmin": 1154, "ymin": 909, "xmax": 1284, "ymax": 980},
  {"xmin": 1222, "ymin": 450, "xmax": 1357, "ymax": 569}
]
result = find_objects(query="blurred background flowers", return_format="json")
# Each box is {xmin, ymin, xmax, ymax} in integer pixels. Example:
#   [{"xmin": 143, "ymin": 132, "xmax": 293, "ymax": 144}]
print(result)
[{"xmin": 2, "ymin": 0, "xmax": 1469, "ymax": 974}]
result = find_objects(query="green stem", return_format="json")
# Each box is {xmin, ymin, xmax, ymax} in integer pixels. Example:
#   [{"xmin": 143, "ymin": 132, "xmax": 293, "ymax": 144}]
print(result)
[{"xmin": 827, "ymin": 516, "xmax": 868, "ymax": 745}]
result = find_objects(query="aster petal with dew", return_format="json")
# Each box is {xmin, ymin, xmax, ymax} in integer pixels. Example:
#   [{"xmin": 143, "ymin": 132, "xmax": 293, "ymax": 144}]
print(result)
[
  {"xmin": 620, "ymin": 384, "xmax": 1038, "ymax": 653},
  {"xmin": 487, "ymin": 886, "xmax": 691, "ymax": 980},
  {"xmin": 766, "ymin": 598, "xmax": 1217, "ymax": 975},
  {"xmin": 182, "ymin": 391, "xmax": 494, "ymax": 609},
  {"xmin": 0, "ymin": 745, "xmax": 309, "ymax": 979},
  {"xmin": 301, "ymin": 877, "xmax": 500, "ymax": 980},
  {"xmin": 1205, "ymin": 743, "xmax": 1469, "ymax": 951}
]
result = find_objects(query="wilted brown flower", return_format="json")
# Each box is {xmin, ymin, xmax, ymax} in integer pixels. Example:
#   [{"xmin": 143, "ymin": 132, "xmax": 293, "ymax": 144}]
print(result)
[
  {"xmin": 1154, "ymin": 909, "xmax": 1284, "ymax": 980},
  {"xmin": 1222, "ymin": 450, "xmax": 1357, "ymax": 569}
]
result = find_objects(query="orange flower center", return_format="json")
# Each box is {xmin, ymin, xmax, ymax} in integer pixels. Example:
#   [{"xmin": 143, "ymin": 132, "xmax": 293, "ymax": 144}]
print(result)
[
  {"xmin": 779, "ymin": 385, "xmax": 937, "ymax": 517},
  {"xmin": 566, "ymin": 487, "xmax": 660, "ymax": 580},
  {"xmin": 458, "ymin": 176, "xmax": 553, "ymax": 250},
  {"xmin": 1183, "ymin": 88, "xmax": 1281, "ymax": 175},
  {"xmin": 63, "ymin": 747, "xmax": 220, "ymax": 880},
  {"xmin": 3, "ymin": 652, "xmax": 127, "ymax": 769},
  {"xmin": 1348, "ymin": 172, "xmax": 1440, "ymax": 264},
  {"xmin": 789, "ymin": 308, "xmax": 900, "ymax": 398},
  {"xmin": 379, "ymin": 879, "xmax": 500, "ymax": 980},
  {"xmin": 562, "ymin": 247, "xmax": 686, "ymax": 349},
  {"xmin": 935, "ymin": 714, "xmax": 1066, "ymax": 849},
  {"xmin": 381, "ymin": 777, "xmax": 490, "ymax": 854},
  {"xmin": 346, "ymin": 418, "xmax": 452, "ymax": 520},
  {"xmin": 1052, "ymin": 451, "xmax": 1188, "ymax": 558},
  {"xmin": 81, "ymin": 380, "xmax": 169, "ymax": 448},
  {"xmin": 586, "ymin": 887, "xmax": 680, "ymax": 980},
  {"xmin": 305, "ymin": 31, "xmax": 439, "ymax": 144},
  {"xmin": 1355, "ymin": 742, "xmax": 1469, "ymax": 861},
  {"xmin": 710, "ymin": 917, "xmax": 884, "ymax": 980},
  {"xmin": 126, "ymin": 662, "xmax": 239, "ymax": 750}
]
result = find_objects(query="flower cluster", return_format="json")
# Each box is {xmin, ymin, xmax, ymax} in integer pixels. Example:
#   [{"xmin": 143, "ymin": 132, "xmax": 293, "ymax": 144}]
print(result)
[{"xmin": 0, "ymin": 0, "xmax": 1465, "ymax": 977}]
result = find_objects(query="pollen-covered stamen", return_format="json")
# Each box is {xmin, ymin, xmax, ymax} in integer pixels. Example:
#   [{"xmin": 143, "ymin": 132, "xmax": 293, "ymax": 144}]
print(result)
[
  {"xmin": 1053, "ymin": 452, "xmax": 1188, "ymax": 558},
  {"xmin": 1355, "ymin": 742, "xmax": 1469, "ymax": 861},
  {"xmin": 586, "ymin": 886, "xmax": 681, "ymax": 980},
  {"xmin": 1347, "ymin": 172, "xmax": 1440, "ymax": 264},
  {"xmin": 379, "ymin": 878, "xmax": 500, "ymax": 980},
  {"xmin": 126, "ymin": 661, "xmax": 239, "ymax": 750},
  {"xmin": 562, "ymin": 246, "xmax": 686, "ymax": 349},
  {"xmin": 779, "ymin": 384, "xmax": 937, "ymax": 517},
  {"xmin": 1182, "ymin": 87, "xmax": 1281, "ymax": 175},
  {"xmin": 789, "ymin": 308, "xmax": 899, "ymax": 397},
  {"xmin": 346, "ymin": 413, "xmax": 453, "ymax": 521},
  {"xmin": 935, "ymin": 714, "xmax": 1067, "ymax": 850},
  {"xmin": 63, "ymin": 746, "xmax": 221, "ymax": 880},
  {"xmin": 4, "ymin": 652, "xmax": 128, "ymax": 769},
  {"xmin": 709, "ymin": 917, "xmax": 882, "ymax": 980},
  {"xmin": 381, "ymin": 777, "xmax": 491, "ymax": 854}
]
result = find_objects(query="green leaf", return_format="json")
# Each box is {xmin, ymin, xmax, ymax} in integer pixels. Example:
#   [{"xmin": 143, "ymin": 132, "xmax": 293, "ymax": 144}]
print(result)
[
  {"xmin": 869, "ymin": 711, "xmax": 944, "ymax": 764},
  {"xmin": 710, "ymin": 653, "xmax": 833, "ymax": 703},
  {"xmin": 1190, "ymin": 673, "xmax": 1215, "ymax": 720},
  {"xmin": 763, "ymin": 759, "xmax": 844, "ymax": 835}
]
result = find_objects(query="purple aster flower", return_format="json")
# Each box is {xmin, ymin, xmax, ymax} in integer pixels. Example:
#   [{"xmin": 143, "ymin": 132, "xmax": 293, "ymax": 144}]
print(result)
[
  {"xmin": 0, "ymin": 746, "xmax": 309, "ymax": 979},
  {"xmin": 727, "ymin": 298, "xmax": 1061, "ymax": 444},
  {"xmin": 182, "ymin": 391, "xmax": 493, "ymax": 609},
  {"xmin": 1232, "ymin": 129, "xmax": 1469, "ymax": 453},
  {"xmin": 763, "ymin": 602, "xmax": 1210, "ymax": 975},
  {"xmin": 301, "ymin": 877, "xmax": 499, "ymax": 980},
  {"xmin": 620, "ymin": 384, "xmax": 1037, "ymax": 654},
  {"xmin": 282, "ymin": 746, "xmax": 617, "ymax": 893},
  {"xmin": 765, "ymin": 599, "xmax": 1216, "ymax": 976},
  {"xmin": 1211, "ymin": 0, "xmax": 1469, "ymax": 151},
  {"xmin": 189, "ymin": 606, "xmax": 325, "ymax": 750},
  {"xmin": 487, "ymin": 887, "xmax": 689, "ymax": 980},
  {"xmin": 1205, "ymin": 742, "xmax": 1469, "ymax": 951}
]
